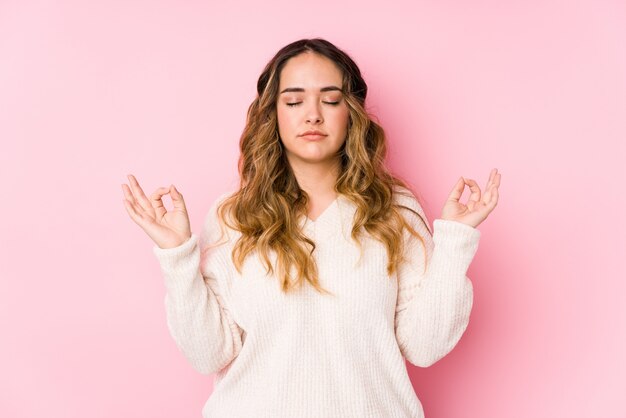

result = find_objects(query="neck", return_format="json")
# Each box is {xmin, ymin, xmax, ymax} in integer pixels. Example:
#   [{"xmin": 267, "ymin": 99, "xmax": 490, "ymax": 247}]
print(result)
[{"xmin": 288, "ymin": 156, "xmax": 340, "ymax": 200}]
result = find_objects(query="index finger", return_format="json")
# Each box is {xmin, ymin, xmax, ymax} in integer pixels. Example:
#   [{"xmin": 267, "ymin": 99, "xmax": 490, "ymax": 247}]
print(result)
[
  {"xmin": 149, "ymin": 187, "xmax": 172, "ymax": 217},
  {"xmin": 127, "ymin": 174, "xmax": 153, "ymax": 212}
]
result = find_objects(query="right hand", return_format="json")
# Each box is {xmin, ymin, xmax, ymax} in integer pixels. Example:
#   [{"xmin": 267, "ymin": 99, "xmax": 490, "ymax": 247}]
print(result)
[{"xmin": 122, "ymin": 174, "xmax": 192, "ymax": 249}]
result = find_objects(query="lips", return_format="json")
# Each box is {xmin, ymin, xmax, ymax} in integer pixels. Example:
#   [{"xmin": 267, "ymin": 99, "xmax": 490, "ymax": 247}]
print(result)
[
  {"xmin": 300, "ymin": 133, "xmax": 327, "ymax": 140},
  {"xmin": 300, "ymin": 130, "xmax": 327, "ymax": 136},
  {"xmin": 300, "ymin": 130, "xmax": 327, "ymax": 142}
]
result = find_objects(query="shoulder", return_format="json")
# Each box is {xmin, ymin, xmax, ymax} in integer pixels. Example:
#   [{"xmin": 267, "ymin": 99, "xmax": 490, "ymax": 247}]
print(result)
[
  {"xmin": 201, "ymin": 188, "xmax": 238, "ymax": 247},
  {"xmin": 392, "ymin": 184, "xmax": 426, "ymax": 216},
  {"xmin": 392, "ymin": 184, "xmax": 432, "ymax": 235}
]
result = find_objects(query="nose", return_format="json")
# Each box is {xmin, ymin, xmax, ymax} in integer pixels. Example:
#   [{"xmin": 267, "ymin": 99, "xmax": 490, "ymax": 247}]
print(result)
[{"xmin": 306, "ymin": 101, "xmax": 323, "ymax": 124}]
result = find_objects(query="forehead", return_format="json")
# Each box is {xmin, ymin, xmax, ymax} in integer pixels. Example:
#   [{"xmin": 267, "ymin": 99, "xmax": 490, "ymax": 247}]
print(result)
[{"xmin": 278, "ymin": 52, "xmax": 343, "ymax": 89}]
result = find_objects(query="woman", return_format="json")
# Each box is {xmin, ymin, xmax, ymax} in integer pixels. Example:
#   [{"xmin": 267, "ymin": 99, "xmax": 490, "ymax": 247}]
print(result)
[{"xmin": 122, "ymin": 38, "xmax": 500, "ymax": 417}]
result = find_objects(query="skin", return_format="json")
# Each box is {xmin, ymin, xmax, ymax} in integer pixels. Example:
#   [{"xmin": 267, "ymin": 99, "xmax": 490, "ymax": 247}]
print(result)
[
  {"xmin": 121, "ymin": 53, "xmax": 501, "ymax": 249},
  {"xmin": 276, "ymin": 51, "xmax": 350, "ymax": 221},
  {"xmin": 442, "ymin": 168, "xmax": 501, "ymax": 229},
  {"xmin": 121, "ymin": 170, "xmax": 501, "ymax": 249},
  {"xmin": 122, "ymin": 177, "xmax": 191, "ymax": 249}
]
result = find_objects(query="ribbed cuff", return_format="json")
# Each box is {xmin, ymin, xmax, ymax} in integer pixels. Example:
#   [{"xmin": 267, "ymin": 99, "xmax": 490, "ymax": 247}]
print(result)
[
  {"xmin": 152, "ymin": 234, "xmax": 198, "ymax": 268},
  {"xmin": 432, "ymin": 219, "xmax": 481, "ymax": 260}
]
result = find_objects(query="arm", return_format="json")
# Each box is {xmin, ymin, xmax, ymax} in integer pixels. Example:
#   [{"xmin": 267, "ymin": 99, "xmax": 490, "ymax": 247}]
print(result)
[
  {"xmin": 394, "ymin": 192, "xmax": 480, "ymax": 367},
  {"xmin": 152, "ymin": 194, "xmax": 243, "ymax": 375}
]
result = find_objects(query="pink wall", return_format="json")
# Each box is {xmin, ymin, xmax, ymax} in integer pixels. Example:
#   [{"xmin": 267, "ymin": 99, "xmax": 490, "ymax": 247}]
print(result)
[{"xmin": 1, "ymin": 0, "xmax": 624, "ymax": 417}]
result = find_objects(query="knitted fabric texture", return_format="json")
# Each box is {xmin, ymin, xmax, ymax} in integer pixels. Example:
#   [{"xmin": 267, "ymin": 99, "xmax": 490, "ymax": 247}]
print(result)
[{"xmin": 152, "ymin": 187, "xmax": 481, "ymax": 418}]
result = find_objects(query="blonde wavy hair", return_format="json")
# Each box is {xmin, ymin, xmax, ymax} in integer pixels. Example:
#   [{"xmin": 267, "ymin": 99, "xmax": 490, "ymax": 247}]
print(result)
[{"xmin": 205, "ymin": 38, "xmax": 431, "ymax": 295}]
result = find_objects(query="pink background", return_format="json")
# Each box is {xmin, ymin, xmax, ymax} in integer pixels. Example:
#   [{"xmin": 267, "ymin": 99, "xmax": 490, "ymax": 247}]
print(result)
[{"xmin": 1, "ymin": 0, "xmax": 624, "ymax": 417}]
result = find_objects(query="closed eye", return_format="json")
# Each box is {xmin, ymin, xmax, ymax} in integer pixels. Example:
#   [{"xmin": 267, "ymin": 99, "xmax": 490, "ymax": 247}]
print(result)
[{"xmin": 286, "ymin": 101, "xmax": 340, "ymax": 107}]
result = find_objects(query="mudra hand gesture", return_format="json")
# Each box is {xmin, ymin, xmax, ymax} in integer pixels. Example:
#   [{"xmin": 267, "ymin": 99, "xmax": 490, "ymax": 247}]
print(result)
[
  {"xmin": 441, "ymin": 168, "xmax": 501, "ymax": 229},
  {"xmin": 122, "ymin": 174, "xmax": 192, "ymax": 249}
]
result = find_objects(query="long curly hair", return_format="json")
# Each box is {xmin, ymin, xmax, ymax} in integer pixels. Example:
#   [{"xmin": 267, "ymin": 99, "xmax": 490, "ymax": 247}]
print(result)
[{"xmin": 206, "ymin": 38, "xmax": 431, "ymax": 295}]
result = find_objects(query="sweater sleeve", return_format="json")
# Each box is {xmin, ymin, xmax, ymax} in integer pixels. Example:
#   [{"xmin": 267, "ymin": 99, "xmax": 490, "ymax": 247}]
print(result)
[
  {"xmin": 152, "ymin": 194, "xmax": 243, "ymax": 375},
  {"xmin": 394, "ymin": 191, "xmax": 480, "ymax": 367}
]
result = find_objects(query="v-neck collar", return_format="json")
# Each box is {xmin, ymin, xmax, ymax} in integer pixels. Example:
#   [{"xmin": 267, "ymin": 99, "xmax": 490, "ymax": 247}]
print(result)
[
  {"xmin": 305, "ymin": 196, "xmax": 339, "ymax": 224},
  {"xmin": 299, "ymin": 194, "xmax": 352, "ymax": 241}
]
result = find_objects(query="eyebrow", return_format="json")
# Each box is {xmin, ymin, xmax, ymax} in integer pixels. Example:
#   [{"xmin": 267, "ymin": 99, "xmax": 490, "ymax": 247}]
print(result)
[{"xmin": 279, "ymin": 86, "xmax": 342, "ymax": 94}]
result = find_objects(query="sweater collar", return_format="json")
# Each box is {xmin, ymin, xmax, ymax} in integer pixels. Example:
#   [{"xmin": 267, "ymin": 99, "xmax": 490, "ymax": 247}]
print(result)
[{"xmin": 300, "ymin": 194, "xmax": 354, "ymax": 241}]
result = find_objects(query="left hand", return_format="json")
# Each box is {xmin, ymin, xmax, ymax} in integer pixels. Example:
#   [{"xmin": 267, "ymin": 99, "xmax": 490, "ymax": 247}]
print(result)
[{"xmin": 440, "ymin": 168, "xmax": 501, "ymax": 228}]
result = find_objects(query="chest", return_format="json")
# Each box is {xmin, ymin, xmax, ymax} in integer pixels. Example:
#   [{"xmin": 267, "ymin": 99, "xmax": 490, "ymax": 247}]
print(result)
[{"xmin": 221, "ymin": 232, "xmax": 399, "ymax": 334}]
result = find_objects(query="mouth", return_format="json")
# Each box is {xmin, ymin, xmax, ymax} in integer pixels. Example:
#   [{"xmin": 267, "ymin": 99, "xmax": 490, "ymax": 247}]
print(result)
[
  {"xmin": 301, "ymin": 133, "xmax": 327, "ymax": 140},
  {"xmin": 299, "ymin": 130, "xmax": 328, "ymax": 141}
]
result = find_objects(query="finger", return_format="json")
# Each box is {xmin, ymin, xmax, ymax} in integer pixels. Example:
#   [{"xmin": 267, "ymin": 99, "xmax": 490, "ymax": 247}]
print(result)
[
  {"xmin": 122, "ymin": 183, "xmax": 150, "ymax": 216},
  {"xmin": 479, "ymin": 172, "xmax": 499, "ymax": 212},
  {"xmin": 127, "ymin": 174, "xmax": 155, "ymax": 215},
  {"xmin": 487, "ymin": 184, "xmax": 499, "ymax": 210},
  {"xmin": 485, "ymin": 168, "xmax": 496, "ymax": 191},
  {"xmin": 464, "ymin": 179, "xmax": 481, "ymax": 205},
  {"xmin": 121, "ymin": 184, "xmax": 137, "ymax": 207},
  {"xmin": 123, "ymin": 197, "xmax": 147, "ymax": 226},
  {"xmin": 488, "ymin": 173, "xmax": 501, "ymax": 205},
  {"xmin": 447, "ymin": 177, "xmax": 466, "ymax": 202},
  {"xmin": 150, "ymin": 187, "xmax": 172, "ymax": 219},
  {"xmin": 482, "ymin": 184, "xmax": 492, "ymax": 205},
  {"xmin": 169, "ymin": 184, "xmax": 187, "ymax": 212},
  {"xmin": 484, "ymin": 180, "xmax": 498, "ymax": 202},
  {"xmin": 483, "ymin": 169, "xmax": 498, "ymax": 202}
]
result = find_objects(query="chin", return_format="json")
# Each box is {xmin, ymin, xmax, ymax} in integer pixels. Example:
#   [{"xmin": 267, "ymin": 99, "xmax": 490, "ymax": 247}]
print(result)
[{"xmin": 288, "ymin": 151, "xmax": 337, "ymax": 165}]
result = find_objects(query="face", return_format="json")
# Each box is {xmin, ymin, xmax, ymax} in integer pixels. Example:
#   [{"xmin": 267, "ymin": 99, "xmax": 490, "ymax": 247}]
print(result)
[{"xmin": 276, "ymin": 52, "xmax": 350, "ymax": 168}]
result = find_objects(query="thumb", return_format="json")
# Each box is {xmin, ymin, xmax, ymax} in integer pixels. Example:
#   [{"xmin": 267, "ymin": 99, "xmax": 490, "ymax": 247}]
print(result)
[{"xmin": 447, "ymin": 177, "xmax": 465, "ymax": 202}]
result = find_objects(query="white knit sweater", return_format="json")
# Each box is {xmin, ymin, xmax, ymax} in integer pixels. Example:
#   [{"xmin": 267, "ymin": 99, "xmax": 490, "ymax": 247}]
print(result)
[{"xmin": 152, "ymin": 187, "xmax": 481, "ymax": 418}]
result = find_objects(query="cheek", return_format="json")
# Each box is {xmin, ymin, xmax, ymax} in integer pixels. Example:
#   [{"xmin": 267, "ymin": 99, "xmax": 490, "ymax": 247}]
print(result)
[
  {"xmin": 334, "ymin": 108, "xmax": 350, "ymax": 132},
  {"xmin": 276, "ymin": 108, "xmax": 295, "ymax": 133}
]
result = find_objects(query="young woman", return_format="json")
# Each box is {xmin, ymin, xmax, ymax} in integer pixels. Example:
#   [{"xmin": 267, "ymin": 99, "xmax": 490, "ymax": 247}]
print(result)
[{"xmin": 122, "ymin": 38, "xmax": 500, "ymax": 418}]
